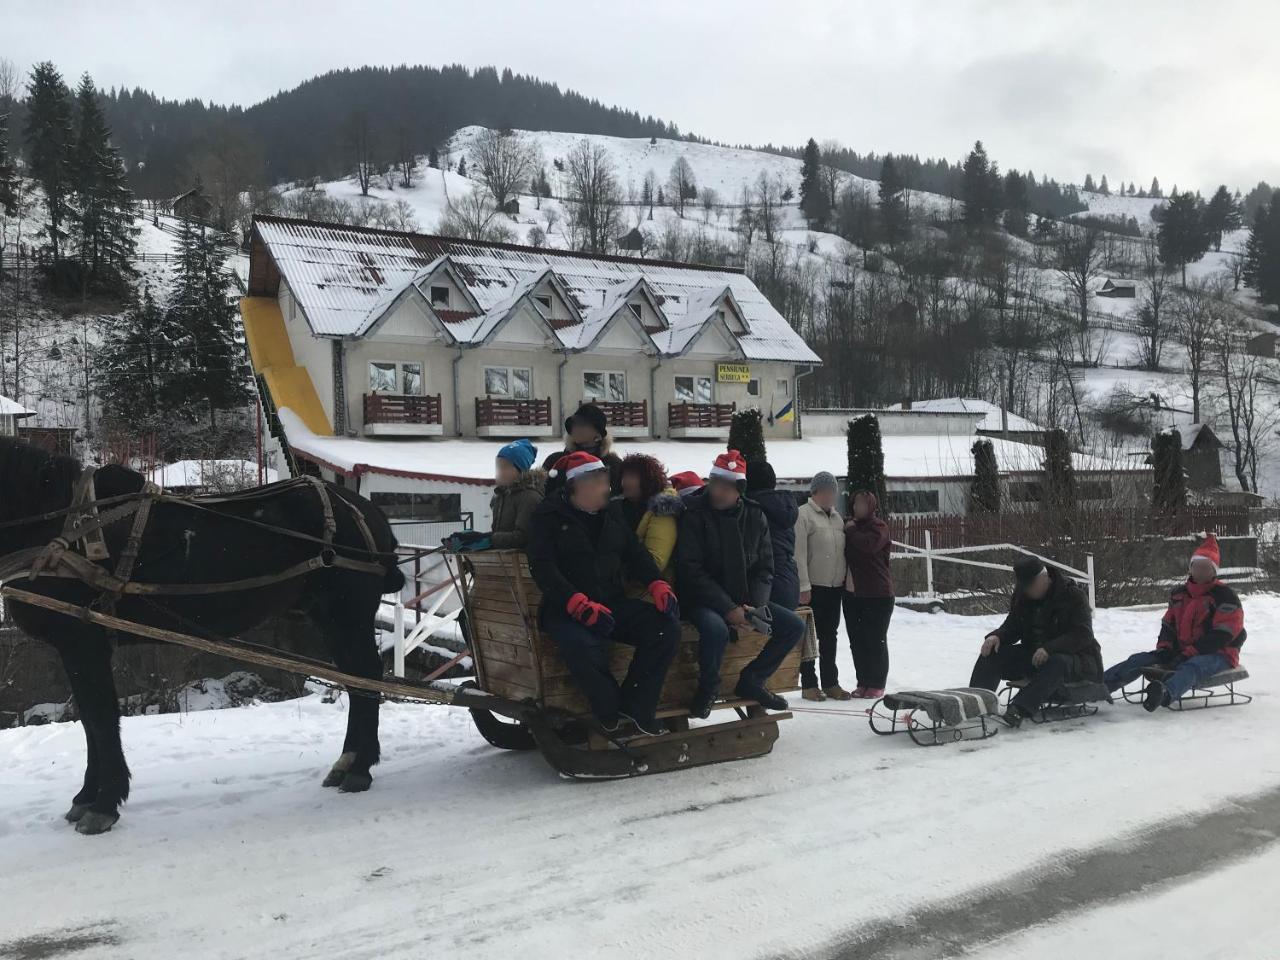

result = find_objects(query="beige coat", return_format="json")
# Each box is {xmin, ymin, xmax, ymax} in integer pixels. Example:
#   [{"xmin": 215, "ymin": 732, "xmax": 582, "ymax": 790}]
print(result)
[{"xmin": 794, "ymin": 498, "xmax": 848, "ymax": 592}]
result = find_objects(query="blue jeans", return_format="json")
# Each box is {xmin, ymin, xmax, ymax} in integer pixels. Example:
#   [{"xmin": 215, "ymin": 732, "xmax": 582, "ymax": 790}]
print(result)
[
  {"xmin": 687, "ymin": 602, "xmax": 804, "ymax": 696},
  {"xmin": 1104, "ymin": 650, "xmax": 1233, "ymax": 703}
]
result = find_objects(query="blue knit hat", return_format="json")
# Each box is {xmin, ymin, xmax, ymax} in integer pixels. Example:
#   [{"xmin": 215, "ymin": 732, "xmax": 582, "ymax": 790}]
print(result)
[{"xmin": 497, "ymin": 438, "xmax": 537, "ymax": 473}]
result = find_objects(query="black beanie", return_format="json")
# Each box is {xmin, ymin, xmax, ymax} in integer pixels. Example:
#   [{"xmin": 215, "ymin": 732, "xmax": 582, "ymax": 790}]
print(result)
[
  {"xmin": 745, "ymin": 459, "xmax": 776, "ymax": 493},
  {"xmin": 1013, "ymin": 557, "xmax": 1046, "ymax": 589},
  {"xmin": 564, "ymin": 402, "xmax": 608, "ymax": 439}
]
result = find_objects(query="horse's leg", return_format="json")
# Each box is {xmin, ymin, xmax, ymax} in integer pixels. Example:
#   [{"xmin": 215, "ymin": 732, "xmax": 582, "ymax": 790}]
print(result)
[
  {"xmin": 66, "ymin": 628, "xmax": 131, "ymax": 835},
  {"xmin": 312, "ymin": 586, "xmax": 383, "ymax": 793},
  {"xmin": 55, "ymin": 643, "xmax": 100, "ymax": 823}
]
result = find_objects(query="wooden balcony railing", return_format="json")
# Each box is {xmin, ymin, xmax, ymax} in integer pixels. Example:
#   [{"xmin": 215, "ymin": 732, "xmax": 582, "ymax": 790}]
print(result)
[
  {"xmin": 476, "ymin": 396, "xmax": 553, "ymax": 427},
  {"xmin": 363, "ymin": 393, "xmax": 443, "ymax": 425},
  {"xmin": 593, "ymin": 399, "xmax": 649, "ymax": 428},
  {"xmin": 668, "ymin": 401, "xmax": 736, "ymax": 429}
]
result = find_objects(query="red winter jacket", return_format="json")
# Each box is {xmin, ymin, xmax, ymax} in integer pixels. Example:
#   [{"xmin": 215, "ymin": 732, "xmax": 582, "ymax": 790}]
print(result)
[
  {"xmin": 844, "ymin": 493, "xmax": 895, "ymax": 598},
  {"xmin": 1157, "ymin": 579, "xmax": 1246, "ymax": 668}
]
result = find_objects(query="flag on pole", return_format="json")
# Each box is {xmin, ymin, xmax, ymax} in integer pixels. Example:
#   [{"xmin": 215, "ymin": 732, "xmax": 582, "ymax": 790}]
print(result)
[{"xmin": 775, "ymin": 400, "xmax": 795, "ymax": 423}]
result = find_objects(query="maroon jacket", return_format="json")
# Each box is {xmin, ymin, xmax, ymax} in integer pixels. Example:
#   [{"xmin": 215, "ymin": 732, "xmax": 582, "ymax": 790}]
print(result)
[{"xmin": 844, "ymin": 493, "xmax": 894, "ymax": 598}]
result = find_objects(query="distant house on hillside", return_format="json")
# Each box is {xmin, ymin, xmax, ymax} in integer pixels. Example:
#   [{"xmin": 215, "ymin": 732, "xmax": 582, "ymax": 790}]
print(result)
[
  {"xmin": 1097, "ymin": 278, "xmax": 1137, "ymax": 299},
  {"xmin": 1247, "ymin": 332, "xmax": 1278, "ymax": 358},
  {"xmin": 1171, "ymin": 423, "xmax": 1223, "ymax": 491},
  {"xmin": 165, "ymin": 187, "xmax": 213, "ymax": 222},
  {"xmin": 617, "ymin": 226, "xmax": 645, "ymax": 253},
  {"xmin": 0, "ymin": 395, "xmax": 35, "ymax": 437},
  {"xmin": 885, "ymin": 398, "xmax": 1046, "ymax": 446}
]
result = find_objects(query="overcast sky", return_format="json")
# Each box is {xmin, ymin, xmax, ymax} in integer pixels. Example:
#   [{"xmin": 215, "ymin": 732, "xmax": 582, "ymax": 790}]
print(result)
[{"xmin": 5, "ymin": 0, "xmax": 1276, "ymax": 193}]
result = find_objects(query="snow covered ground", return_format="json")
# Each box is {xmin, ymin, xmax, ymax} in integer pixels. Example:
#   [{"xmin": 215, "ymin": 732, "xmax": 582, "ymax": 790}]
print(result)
[{"xmin": 2, "ymin": 598, "xmax": 1277, "ymax": 959}]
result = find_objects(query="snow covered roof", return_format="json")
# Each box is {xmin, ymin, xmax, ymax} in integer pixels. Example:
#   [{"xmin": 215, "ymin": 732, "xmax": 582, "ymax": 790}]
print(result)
[
  {"xmin": 884, "ymin": 398, "xmax": 1044, "ymax": 433},
  {"xmin": 0, "ymin": 395, "xmax": 35, "ymax": 417},
  {"xmin": 251, "ymin": 216, "xmax": 819, "ymax": 363},
  {"xmin": 278, "ymin": 409, "xmax": 1143, "ymax": 485},
  {"xmin": 1167, "ymin": 422, "xmax": 1219, "ymax": 450}
]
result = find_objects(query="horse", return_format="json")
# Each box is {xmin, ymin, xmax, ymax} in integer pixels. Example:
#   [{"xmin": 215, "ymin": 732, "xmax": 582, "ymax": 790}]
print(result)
[{"xmin": 0, "ymin": 438, "xmax": 405, "ymax": 834}]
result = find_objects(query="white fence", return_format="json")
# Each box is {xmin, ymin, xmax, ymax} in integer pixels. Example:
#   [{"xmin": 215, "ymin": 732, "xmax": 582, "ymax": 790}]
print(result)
[
  {"xmin": 892, "ymin": 531, "xmax": 1097, "ymax": 609},
  {"xmin": 381, "ymin": 547, "xmax": 467, "ymax": 677}
]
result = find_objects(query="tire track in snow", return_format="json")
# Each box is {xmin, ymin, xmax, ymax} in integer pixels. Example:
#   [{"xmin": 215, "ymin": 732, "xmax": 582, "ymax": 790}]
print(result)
[{"xmin": 813, "ymin": 782, "xmax": 1280, "ymax": 960}]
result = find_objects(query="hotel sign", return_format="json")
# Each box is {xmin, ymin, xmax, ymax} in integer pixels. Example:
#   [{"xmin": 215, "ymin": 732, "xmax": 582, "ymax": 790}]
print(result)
[{"xmin": 716, "ymin": 363, "xmax": 751, "ymax": 383}]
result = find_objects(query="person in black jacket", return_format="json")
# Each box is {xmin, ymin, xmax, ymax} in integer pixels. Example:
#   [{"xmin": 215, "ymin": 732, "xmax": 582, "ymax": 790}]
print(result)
[
  {"xmin": 527, "ymin": 451, "xmax": 680, "ymax": 736},
  {"xmin": 969, "ymin": 557, "xmax": 1102, "ymax": 727},
  {"xmin": 676, "ymin": 450, "xmax": 804, "ymax": 718},
  {"xmin": 745, "ymin": 460, "xmax": 800, "ymax": 609},
  {"xmin": 541, "ymin": 402, "xmax": 623, "ymax": 495}
]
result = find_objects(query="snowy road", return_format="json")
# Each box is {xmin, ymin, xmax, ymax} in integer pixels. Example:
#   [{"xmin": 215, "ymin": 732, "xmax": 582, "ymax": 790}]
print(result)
[{"xmin": 2, "ymin": 601, "xmax": 1278, "ymax": 960}]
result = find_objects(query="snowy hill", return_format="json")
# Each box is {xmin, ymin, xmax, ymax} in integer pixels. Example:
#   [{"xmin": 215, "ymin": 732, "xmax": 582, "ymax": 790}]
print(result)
[{"xmin": 1075, "ymin": 189, "xmax": 1168, "ymax": 230}]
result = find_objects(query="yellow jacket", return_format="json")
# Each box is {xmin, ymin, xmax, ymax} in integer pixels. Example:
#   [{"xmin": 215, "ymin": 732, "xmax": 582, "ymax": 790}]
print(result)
[{"xmin": 621, "ymin": 487, "xmax": 684, "ymax": 596}]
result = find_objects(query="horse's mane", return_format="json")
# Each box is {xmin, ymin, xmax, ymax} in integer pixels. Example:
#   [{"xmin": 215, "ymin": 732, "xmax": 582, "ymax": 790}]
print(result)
[{"xmin": 0, "ymin": 437, "xmax": 85, "ymax": 522}]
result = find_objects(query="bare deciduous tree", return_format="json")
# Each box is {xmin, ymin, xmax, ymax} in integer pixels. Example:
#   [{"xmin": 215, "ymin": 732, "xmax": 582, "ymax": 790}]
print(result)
[
  {"xmin": 344, "ymin": 111, "xmax": 377, "ymax": 196},
  {"xmin": 1055, "ymin": 223, "xmax": 1105, "ymax": 364},
  {"xmin": 471, "ymin": 128, "xmax": 535, "ymax": 214},
  {"xmin": 700, "ymin": 187, "xmax": 718, "ymax": 223},
  {"xmin": 754, "ymin": 172, "xmax": 781, "ymax": 244},
  {"xmin": 1214, "ymin": 309, "xmax": 1277, "ymax": 493},
  {"xmin": 436, "ymin": 188, "xmax": 513, "ymax": 243},
  {"xmin": 564, "ymin": 139, "xmax": 622, "ymax": 254},
  {"xmin": 1136, "ymin": 239, "xmax": 1171, "ymax": 370},
  {"xmin": 1174, "ymin": 281, "xmax": 1217, "ymax": 422},
  {"xmin": 667, "ymin": 156, "xmax": 696, "ymax": 218}
]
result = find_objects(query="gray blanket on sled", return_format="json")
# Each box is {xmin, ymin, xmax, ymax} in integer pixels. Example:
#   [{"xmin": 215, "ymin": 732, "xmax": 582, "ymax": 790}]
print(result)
[{"xmin": 881, "ymin": 688, "xmax": 1000, "ymax": 727}]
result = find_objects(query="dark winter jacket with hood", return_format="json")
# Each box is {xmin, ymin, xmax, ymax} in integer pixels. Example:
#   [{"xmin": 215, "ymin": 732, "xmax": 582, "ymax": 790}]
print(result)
[
  {"xmin": 751, "ymin": 489, "xmax": 800, "ymax": 609},
  {"xmin": 527, "ymin": 490, "xmax": 662, "ymax": 620},
  {"xmin": 844, "ymin": 492, "xmax": 895, "ymax": 598},
  {"xmin": 676, "ymin": 493, "xmax": 774, "ymax": 615},
  {"xmin": 488, "ymin": 469, "xmax": 545, "ymax": 549},
  {"xmin": 992, "ymin": 568, "xmax": 1103, "ymax": 678}
]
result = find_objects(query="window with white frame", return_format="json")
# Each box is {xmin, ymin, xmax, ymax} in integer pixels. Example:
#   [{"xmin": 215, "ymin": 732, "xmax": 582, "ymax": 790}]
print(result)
[
  {"xmin": 747, "ymin": 378, "xmax": 760, "ymax": 397},
  {"xmin": 369, "ymin": 360, "xmax": 423, "ymax": 395},
  {"xmin": 583, "ymin": 371, "xmax": 627, "ymax": 402},
  {"xmin": 627, "ymin": 302, "xmax": 643, "ymax": 321},
  {"xmin": 674, "ymin": 375, "xmax": 713, "ymax": 404},
  {"xmin": 777, "ymin": 378, "xmax": 790, "ymax": 397},
  {"xmin": 484, "ymin": 366, "xmax": 532, "ymax": 399},
  {"xmin": 534, "ymin": 294, "xmax": 552, "ymax": 312}
]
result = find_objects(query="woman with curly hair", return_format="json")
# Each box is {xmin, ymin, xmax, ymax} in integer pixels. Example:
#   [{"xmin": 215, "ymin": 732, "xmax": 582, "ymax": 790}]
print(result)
[{"xmin": 613, "ymin": 452, "xmax": 684, "ymax": 590}]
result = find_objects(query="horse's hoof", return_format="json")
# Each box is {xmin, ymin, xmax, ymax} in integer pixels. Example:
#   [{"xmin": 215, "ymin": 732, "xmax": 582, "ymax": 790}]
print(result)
[
  {"xmin": 321, "ymin": 769, "xmax": 346, "ymax": 788},
  {"xmin": 338, "ymin": 771, "xmax": 372, "ymax": 793},
  {"xmin": 74, "ymin": 811, "xmax": 119, "ymax": 835},
  {"xmin": 64, "ymin": 803, "xmax": 91, "ymax": 823},
  {"xmin": 322, "ymin": 751, "xmax": 356, "ymax": 787}
]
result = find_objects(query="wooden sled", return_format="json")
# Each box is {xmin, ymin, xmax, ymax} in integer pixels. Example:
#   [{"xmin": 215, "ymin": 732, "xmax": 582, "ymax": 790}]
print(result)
[
  {"xmin": 868, "ymin": 687, "xmax": 1001, "ymax": 746},
  {"xmin": 1120, "ymin": 666, "xmax": 1252, "ymax": 710},
  {"xmin": 999, "ymin": 678, "xmax": 1112, "ymax": 723},
  {"xmin": 457, "ymin": 550, "xmax": 808, "ymax": 779}
]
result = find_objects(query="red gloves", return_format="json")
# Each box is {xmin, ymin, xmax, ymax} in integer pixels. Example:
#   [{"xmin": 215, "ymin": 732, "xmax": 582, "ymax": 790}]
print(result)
[
  {"xmin": 566, "ymin": 592, "xmax": 615, "ymax": 635},
  {"xmin": 648, "ymin": 580, "xmax": 680, "ymax": 620}
]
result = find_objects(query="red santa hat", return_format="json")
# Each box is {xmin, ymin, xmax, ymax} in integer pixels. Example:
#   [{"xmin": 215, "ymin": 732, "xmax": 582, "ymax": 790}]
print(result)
[
  {"xmin": 1190, "ymin": 534, "xmax": 1220, "ymax": 574},
  {"xmin": 548, "ymin": 450, "xmax": 607, "ymax": 482},
  {"xmin": 668, "ymin": 470, "xmax": 705, "ymax": 493},
  {"xmin": 709, "ymin": 449, "xmax": 747, "ymax": 484}
]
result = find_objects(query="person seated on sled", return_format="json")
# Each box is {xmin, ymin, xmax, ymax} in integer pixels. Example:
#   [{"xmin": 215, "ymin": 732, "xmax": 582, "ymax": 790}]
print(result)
[
  {"xmin": 1103, "ymin": 534, "xmax": 1246, "ymax": 712},
  {"xmin": 676, "ymin": 450, "xmax": 804, "ymax": 719},
  {"xmin": 449, "ymin": 439, "xmax": 544, "ymax": 552},
  {"xmin": 969, "ymin": 556, "xmax": 1103, "ymax": 728},
  {"xmin": 541, "ymin": 402, "xmax": 623, "ymax": 495},
  {"xmin": 527, "ymin": 451, "xmax": 681, "ymax": 737}
]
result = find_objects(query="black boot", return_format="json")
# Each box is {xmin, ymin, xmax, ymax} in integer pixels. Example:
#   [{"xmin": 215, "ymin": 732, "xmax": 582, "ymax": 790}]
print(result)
[
  {"xmin": 689, "ymin": 686, "xmax": 717, "ymax": 720},
  {"xmin": 1000, "ymin": 705, "xmax": 1027, "ymax": 729},
  {"xmin": 1143, "ymin": 680, "xmax": 1167, "ymax": 713},
  {"xmin": 735, "ymin": 680, "xmax": 789, "ymax": 712}
]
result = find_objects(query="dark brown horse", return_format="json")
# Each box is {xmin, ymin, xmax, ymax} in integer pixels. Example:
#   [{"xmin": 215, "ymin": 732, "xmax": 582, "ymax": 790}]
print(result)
[{"xmin": 0, "ymin": 439, "xmax": 404, "ymax": 834}]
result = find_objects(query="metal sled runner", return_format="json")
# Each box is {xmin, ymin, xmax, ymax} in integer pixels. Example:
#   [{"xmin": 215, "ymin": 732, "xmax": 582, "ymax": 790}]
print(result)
[
  {"xmin": 868, "ymin": 687, "xmax": 1001, "ymax": 746},
  {"xmin": 1120, "ymin": 666, "xmax": 1252, "ymax": 710},
  {"xmin": 999, "ymin": 679, "xmax": 1112, "ymax": 723}
]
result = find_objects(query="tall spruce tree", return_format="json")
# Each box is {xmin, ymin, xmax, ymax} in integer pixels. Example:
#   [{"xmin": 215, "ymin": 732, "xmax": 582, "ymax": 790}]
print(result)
[
  {"xmin": 962, "ymin": 141, "xmax": 1000, "ymax": 229},
  {"xmin": 878, "ymin": 155, "xmax": 908, "ymax": 245},
  {"xmin": 1002, "ymin": 169, "xmax": 1029, "ymax": 237},
  {"xmin": 0, "ymin": 110, "xmax": 15, "ymax": 217},
  {"xmin": 1150, "ymin": 429, "xmax": 1187, "ymax": 515},
  {"xmin": 846, "ymin": 414, "xmax": 888, "ymax": 513},
  {"xmin": 23, "ymin": 62, "xmax": 75, "ymax": 262},
  {"xmin": 798, "ymin": 138, "xmax": 829, "ymax": 227},
  {"xmin": 169, "ymin": 204, "xmax": 249, "ymax": 426},
  {"xmin": 1158, "ymin": 191, "xmax": 1210, "ymax": 287},
  {"xmin": 969, "ymin": 439, "xmax": 1000, "ymax": 513},
  {"xmin": 97, "ymin": 287, "xmax": 189, "ymax": 429},
  {"xmin": 71, "ymin": 73, "xmax": 138, "ymax": 293},
  {"xmin": 727, "ymin": 408, "xmax": 767, "ymax": 464},
  {"xmin": 1243, "ymin": 191, "xmax": 1280, "ymax": 306},
  {"xmin": 1204, "ymin": 184, "xmax": 1242, "ymax": 252}
]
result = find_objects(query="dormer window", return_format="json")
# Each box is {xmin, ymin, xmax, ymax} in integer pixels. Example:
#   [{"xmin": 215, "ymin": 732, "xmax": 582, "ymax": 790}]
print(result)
[
  {"xmin": 430, "ymin": 285, "xmax": 450, "ymax": 306},
  {"xmin": 535, "ymin": 294, "xmax": 552, "ymax": 311},
  {"xmin": 628, "ymin": 302, "xmax": 643, "ymax": 321}
]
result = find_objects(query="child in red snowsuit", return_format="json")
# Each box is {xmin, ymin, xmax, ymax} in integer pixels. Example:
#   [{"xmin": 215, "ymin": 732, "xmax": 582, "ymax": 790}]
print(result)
[{"xmin": 1103, "ymin": 535, "xmax": 1246, "ymax": 711}]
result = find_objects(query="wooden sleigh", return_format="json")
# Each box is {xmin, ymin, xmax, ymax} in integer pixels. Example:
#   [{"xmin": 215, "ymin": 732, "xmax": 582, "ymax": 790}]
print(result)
[{"xmin": 455, "ymin": 550, "xmax": 807, "ymax": 779}]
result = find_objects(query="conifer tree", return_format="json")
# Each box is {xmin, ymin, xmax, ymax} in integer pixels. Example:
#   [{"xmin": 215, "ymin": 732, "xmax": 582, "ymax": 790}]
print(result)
[
  {"xmin": 846, "ymin": 414, "xmax": 887, "ymax": 513},
  {"xmin": 799, "ymin": 138, "xmax": 829, "ymax": 227},
  {"xmin": 969, "ymin": 439, "xmax": 1000, "ymax": 513},
  {"xmin": 0, "ymin": 111, "xmax": 15, "ymax": 217},
  {"xmin": 1083, "ymin": 173, "xmax": 1096, "ymax": 192},
  {"xmin": 71, "ymin": 73, "xmax": 138, "ymax": 292},
  {"xmin": 1243, "ymin": 191, "xmax": 1280, "ymax": 306},
  {"xmin": 878, "ymin": 155, "xmax": 908, "ymax": 245},
  {"xmin": 1150, "ymin": 177, "xmax": 1162, "ymax": 198},
  {"xmin": 23, "ymin": 61, "xmax": 75, "ymax": 261},
  {"xmin": 961, "ymin": 141, "xmax": 999, "ymax": 229},
  {"xmin": 1158, "ymin": 191, "xmax": 1210, "ymax": 287},
  {"xmin": 1151, "ymin": 429, "xmax": 1187, "ymax": 515},
  {"xmin": 455, "ymin": 155, "xmax": 467, "ymax": 178},
  {"xmin": 168, "ymin": 200, "xmax": 250, "ymax": 426},
  {"xmin": 1204, "ymin": 184, "xmax": 1242, "ymax": 252},
  {"xmin": 1002, "ymin": 169, "xmax": 1029, "ymax": 237},
  {"xmin": 1041, "ymin": 428, "xmax": 1077, "ymax": 527},
  {"xmin": 97, "ymin": 287, "xmax": 188, "ymax": 428},
  {"xmin": 727, "ymin": 408, "xmax": 767, "ymax": 464},
  {"xmin": 1099, "ymin": 174, "xmax": 1110, "ymax": 196}
]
